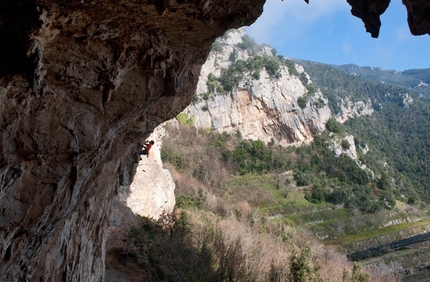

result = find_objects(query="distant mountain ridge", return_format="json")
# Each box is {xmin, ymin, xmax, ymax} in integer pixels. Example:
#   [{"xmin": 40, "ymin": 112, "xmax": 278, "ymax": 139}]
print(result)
[
  {"xmin": 336, "ymin": 64, "xmax": 430, "ymax": 97},
  {"xmin": 294, "ymin": 60, "xmax": 430, "ymax": 97}
]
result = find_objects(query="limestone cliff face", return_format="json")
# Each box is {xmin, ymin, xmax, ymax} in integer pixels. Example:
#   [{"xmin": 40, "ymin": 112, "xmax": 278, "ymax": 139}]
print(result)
[
  {"xmin": 123, "ymin": 124, "xmax": 176, "ymax": 220},
  {"xmin": 328, "ymin": 134, "xmax": 358, "ymax": 160},
  {"xmin": 185, "ymin": 29, "xmax": 331, "ymax": 146},
  {"xmin": 1, "ymin": 0, "xmax": 429, "ymax": 281},
  {"xmin": 335, "ymin": 98, "xmax": 374, "ymax": 123}
]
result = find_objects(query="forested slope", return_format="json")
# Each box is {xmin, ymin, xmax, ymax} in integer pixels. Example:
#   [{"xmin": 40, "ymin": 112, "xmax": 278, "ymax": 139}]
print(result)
[
  {"xmin": 334, "ymin": 64, "xmax": 430, "ymax": 97},
  {"xmin": 299, "ymin": 61, "xmax": 430, "ymax": 204}
]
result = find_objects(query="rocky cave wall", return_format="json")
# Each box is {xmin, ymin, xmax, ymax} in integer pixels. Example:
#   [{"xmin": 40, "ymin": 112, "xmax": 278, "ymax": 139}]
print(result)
[
  {"xmin": 0, "ymin": 0, "xmax": 429, "ymax": 281},
  {"xmin": 0, "ymin": 0, "xmax": 265, "ymax": 281}
]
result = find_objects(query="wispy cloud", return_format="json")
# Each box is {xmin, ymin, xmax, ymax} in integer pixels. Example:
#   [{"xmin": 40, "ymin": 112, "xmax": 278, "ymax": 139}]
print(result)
[
  {"xmin": 342, "ymin": 40, "xmax": 352, "ymax": 54},
  {"xmin": 396, "ymin": 26, "xmax": 410, "ymax": 42}
]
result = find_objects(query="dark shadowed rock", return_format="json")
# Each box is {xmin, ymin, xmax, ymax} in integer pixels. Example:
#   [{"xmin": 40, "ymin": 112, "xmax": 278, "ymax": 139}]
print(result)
[{"xmin": 0, "ymin": 0, "xmax": 264, "ymax": 281}]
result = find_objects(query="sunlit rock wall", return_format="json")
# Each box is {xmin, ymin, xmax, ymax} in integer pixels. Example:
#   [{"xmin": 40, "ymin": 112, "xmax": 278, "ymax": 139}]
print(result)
[{"xmin": 185, "ymin": 29, "xmax": 331, "ymax": 146}]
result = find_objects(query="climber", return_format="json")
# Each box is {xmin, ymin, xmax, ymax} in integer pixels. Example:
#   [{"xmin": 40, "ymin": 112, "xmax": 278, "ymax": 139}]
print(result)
[{"xmin": 139, "ymin": 140, "xmax": 154, "ymax": 159}]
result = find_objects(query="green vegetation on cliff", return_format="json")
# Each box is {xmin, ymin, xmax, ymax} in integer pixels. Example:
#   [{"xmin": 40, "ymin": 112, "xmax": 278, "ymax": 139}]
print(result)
[
  {"xmin": 299, "ymin": 60, "xmax": 430, "ymax": 204},
  {"xmin": 162, "ymin": 123, "xmax": 396, "ymax": 215}
]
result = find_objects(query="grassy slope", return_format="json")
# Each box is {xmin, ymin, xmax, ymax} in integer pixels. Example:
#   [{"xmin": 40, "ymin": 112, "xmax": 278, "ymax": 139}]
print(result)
[{"xmin": 160, "ymin": 123, "xmax": 430, "ymax": 279}]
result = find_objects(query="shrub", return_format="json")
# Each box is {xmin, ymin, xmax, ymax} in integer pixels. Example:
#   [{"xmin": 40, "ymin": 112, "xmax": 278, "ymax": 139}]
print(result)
[
  {"xmin": 211, "ymin": 41, "xmax": 223, "ymax": 53},
  {"xmin": 289, "ymin": 247, "xmax": 321, "ymax": 282},
  {"xmin": 352, "ymin": 263, "xmax": 371, "ymax": 282},
  {"xmin": 326, "ymin": 118, "xmax": 344, "ymax": 133},
  {"xmin": 186, "ymin": 115, "xmax": 195, "ymax": 126},
  {"xmin": 297, "ymin": 97, "xmax": 307, "ymax": 109},
  {"xmin": 191, "ymin": 93, "xmax": 199, "ymax": 104},
  {"xmin": 264, "ymin": 59, "xmax": 280, "ymax": 77},
  {"xmin": 229, "ymin": 51, "xmax": 237, "ymax": 62},
  {"xmin": 305, "ymin": 183, "xmax": 327, "ymax": 204},
  {"xmin": 376, "ymin": 172, "xmax": 390, "ymax": 190},
  {"xmin": 328, "ymin": 188, "xmax": 351, "ymax": 205},
  {"xmin": 285, "ymin": 59, "xmax": 299, "ymax": 76},
  {"xmin": 341, "ymin": 140, "xmax": 351, "ymax": 150},
  {"xmin": 252, "ymin": 71, "xmax": 260, "ymax": 80},
  {"xmin": 236, "ymin": 34, "xmax": 260, "ymax": 52},
  {"xmin": 306, "ymin": 83, "xmax": 316, "ymax": 95},
  {"xmin": 299, "ymin": 72, "xmax": 309, "ymax": 85},
  {"xmin": 295, "ymin": 171, "xmax": 312, "ymax": 186},
  {"xmin": 176, "ymin": 112, "xmax": 188, "ymax": 125}
]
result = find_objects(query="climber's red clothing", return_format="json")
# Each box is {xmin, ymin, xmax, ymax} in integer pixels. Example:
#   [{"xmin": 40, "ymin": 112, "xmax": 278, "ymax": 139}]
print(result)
[{"xmin": 145, "ymin": 143, "xmax": 152, "ymax": 152}]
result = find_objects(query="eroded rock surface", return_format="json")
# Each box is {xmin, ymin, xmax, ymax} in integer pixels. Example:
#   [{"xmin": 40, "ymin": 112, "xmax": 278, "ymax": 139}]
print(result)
[
  {"xmin": 0, "ymin": 1, "xmax": 264, "ymax": 281},
  {"xmin": 0, "ymin": 0, "xmax": 428, "ymax": 281},
  {"xmin": 123, "ymin": 124, "xmax": 175, "ymax": 220},
  {"xmin": 185, "ymin": 29, "xmax": 331, "ymax": 146}
]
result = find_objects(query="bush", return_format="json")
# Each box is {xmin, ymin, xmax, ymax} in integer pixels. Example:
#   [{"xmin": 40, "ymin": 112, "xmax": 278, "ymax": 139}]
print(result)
[
  {"xmin": 326, "ymin": 118, "xmax": 344, "ymax": 133},
  {"xmin": 236, "ymin": 34, "xmax": 260, "ymax": 53},
  {"xmin": 264, "ymin": 59, "xmax": 280, "ymax": 77},
  {"xmin": 176, "ymin": 112, "xmax": 188, "ymax": 125},
  {"xmin": 191, "ymin": 93, "xmax": 199, "ymax": 104},
  {"xmin": 295, "ymin": 171, "xmax": 312, "ymax": 186},
  {"xmin": 328, "ymin": 187, "xmax": 351, "ymax": 205},
  {"xmin": 299, "ymin": 72, "xmax": 309, "ymax": 85},
  {"xmin": 306, "ymin": 83, "xmax": 316, "ymax": 95},
  {"xmin": 289, "ymin": 247, "xmax": 321, "ymax": 282},
  {"xmin": 297, "ymin": 97, "xmax": 307, "ymax": 109},
  {"xmin": 285, "ymin": 59, "xmax": 299, "ymax": 76},
  {"xmin": 211, "ymin": 41, "xmax": 223, "ymax": 53},
  {"xmin": 305, "ymin": 185, "xmax": 327, "ymax": 204},
  {"xmin": 341, "ymin": 140, "xmax": 351, "ymax": 150},
  {"xmin": 229, "ymin": 51, "xmax": 237, "ymax": 62},
  {"xmin": 314, "ymin": 98, "xmax": 326, "ymax": 109},
  {"xmin": 376, "ymin": 172, "xmax": 390, "ymax": 190}
]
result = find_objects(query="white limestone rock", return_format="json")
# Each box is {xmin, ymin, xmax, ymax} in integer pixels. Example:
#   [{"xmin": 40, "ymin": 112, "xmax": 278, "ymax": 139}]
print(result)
[
  {"xmin": 336, "ymin": 98, "xmax": 374, "ymax": 123},
  {"xmin": 188, "ymin": 30, "xmax": 331, "ymax": 146},
  {"xmin": 328, "ymin": 134, "xmax": 358, "ymax": 160},
  {"xmin": 121, "ymin": 124, "xmax": 176, "ymax": 220}
]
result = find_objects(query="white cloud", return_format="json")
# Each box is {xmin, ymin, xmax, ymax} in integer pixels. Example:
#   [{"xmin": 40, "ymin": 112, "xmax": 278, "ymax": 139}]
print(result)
[
  {"xmin": 396, "ymin": 26, "xmax": 410, "ymax": 42},
  {"xmin": 342, "ymin": 40, "xmax": 352, "ymax": 54}
]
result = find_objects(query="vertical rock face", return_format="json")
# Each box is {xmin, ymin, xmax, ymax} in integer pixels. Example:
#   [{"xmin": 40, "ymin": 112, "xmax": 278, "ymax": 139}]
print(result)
[
  {"xmin": 122, "ymin": 124, "xmax": 176, "ymax": 220},
  {"xmin": 0, "ymin": 1, "xmax": 264, "ymax": 281},
  {"xmin": 185, "ymin": 29, "xmax": 331, "ymax": 146}
]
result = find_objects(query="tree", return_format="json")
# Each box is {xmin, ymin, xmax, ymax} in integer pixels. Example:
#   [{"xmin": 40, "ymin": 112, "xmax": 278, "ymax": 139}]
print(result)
[
  {"xmin": 376, "ymin": 172, "xmax": 390, "ymax": 190},
  {"xmin": 289, "ymin": 247, "xmax": 320, "ymax": 282},
  {"xmin": 326, "ymin": 118, "xmax": 343, "ymax": 133}
]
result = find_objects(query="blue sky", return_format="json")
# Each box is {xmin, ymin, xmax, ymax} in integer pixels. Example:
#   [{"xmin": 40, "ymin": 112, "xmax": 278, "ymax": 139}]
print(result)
[{"xmin": 245, "ymin": 0, "xmax": 430, "ymax": 71}]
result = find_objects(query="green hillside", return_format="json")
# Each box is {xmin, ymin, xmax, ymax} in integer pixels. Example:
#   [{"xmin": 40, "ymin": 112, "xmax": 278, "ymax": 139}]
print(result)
[{"xmin": 299, "ymin": 60, "xmax": 430, "ymax": 204}]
